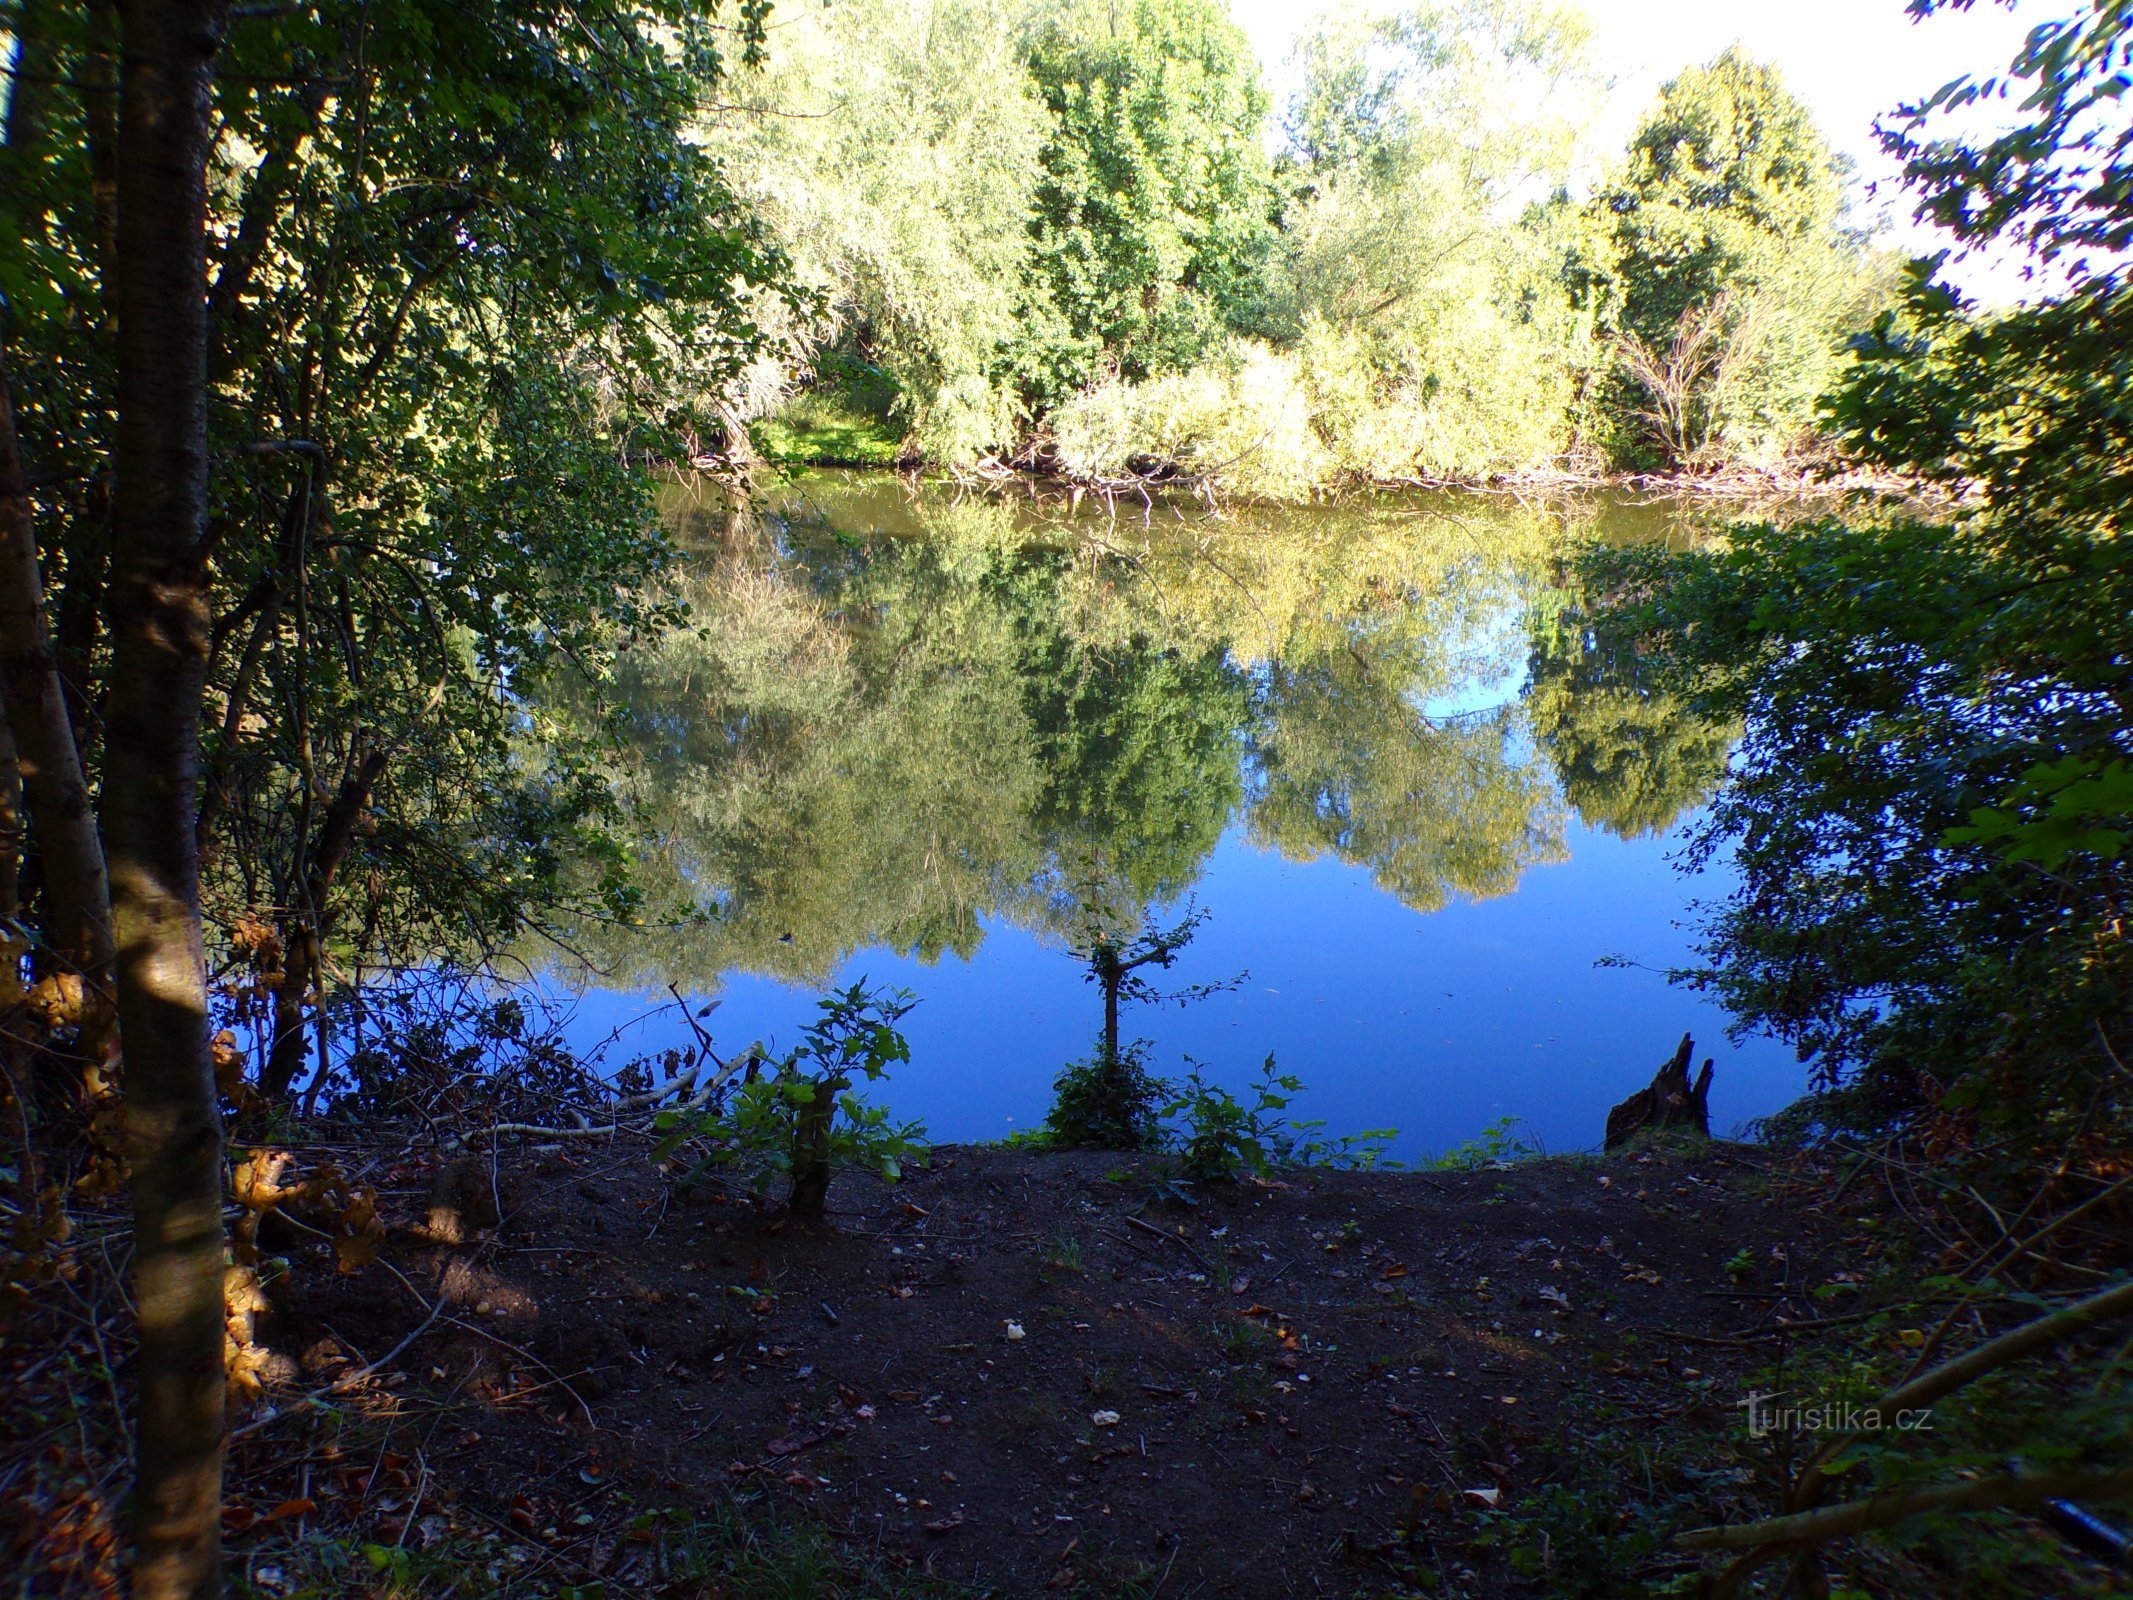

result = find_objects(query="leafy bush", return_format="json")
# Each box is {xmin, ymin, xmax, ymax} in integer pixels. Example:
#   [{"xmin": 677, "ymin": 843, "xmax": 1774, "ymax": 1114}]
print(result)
[
  {"xmin": 655, "ymin": 982, "xmax": 926, "ymax": 1221},
  {"xmin": 1050, "ymin": 340, "xmax": 1332, "ymax": 499},
  {"xmin": 1164, "ymin": 1056, "xmax": 1399, "ymax": 1179},
  {"xmin": 1165, "ymin": 1056, "xmax": 1300, "ymax": 1181},
  {"xmin": 1045, "ymin": 1041, "xmax": 1169, "ymax": 1151}
]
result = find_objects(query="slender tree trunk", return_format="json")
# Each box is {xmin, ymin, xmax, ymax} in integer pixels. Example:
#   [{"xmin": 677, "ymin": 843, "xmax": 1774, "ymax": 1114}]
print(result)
[
  {"xmin": 108, "ymin": 4, "xmax": 230, "ymax": 1597},
  {"xmin": 0, "ymin": 364, "xmax": 115, "ymax": 984},
  {"xmin": 1095, "ymin": 941, "xmax": 1122, "ymax": 1064},
  {"xmin": 0, "ymin": 707, "xmax": 23, "ymax": 939},
  {"xmin": 264, "ymin": 748, "xmax": 384, "ymax": 1102},
  {"xmin": 789, "ymin": 1072, "xmax": 846, "ymax": 1224}
]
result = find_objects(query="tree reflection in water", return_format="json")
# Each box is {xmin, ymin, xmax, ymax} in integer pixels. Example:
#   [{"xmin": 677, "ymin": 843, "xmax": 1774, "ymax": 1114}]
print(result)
[{"xmin": 539, "ymin": 472, "xmax": 1738, "ymax": 998}]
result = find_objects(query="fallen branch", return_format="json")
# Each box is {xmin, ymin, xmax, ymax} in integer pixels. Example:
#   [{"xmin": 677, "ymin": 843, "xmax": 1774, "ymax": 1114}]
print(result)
[
  {"xmin": 1124, "ymin": 1213, "xmax": 1216, "ymax": 1273},
  {"xmin": 1791, "ymin": 1276, "xmax": 2133, "ymax": 1510},
  {"xmin": 1683, "ymin": 1464, "xmax": 2133, "ymax": 1552}
]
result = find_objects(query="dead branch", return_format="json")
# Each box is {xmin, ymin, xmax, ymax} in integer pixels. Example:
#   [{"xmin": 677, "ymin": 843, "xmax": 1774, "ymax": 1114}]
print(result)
[{"xmin": 1683, "ymin": 1464, "xmax": 2133, "ymax": 1553}]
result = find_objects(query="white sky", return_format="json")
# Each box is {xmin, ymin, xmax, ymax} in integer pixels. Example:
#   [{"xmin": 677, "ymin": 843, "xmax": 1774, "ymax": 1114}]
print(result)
[{"xmin": 1230, "ymin": 0, "xmax": 2059, "ymax": 299}]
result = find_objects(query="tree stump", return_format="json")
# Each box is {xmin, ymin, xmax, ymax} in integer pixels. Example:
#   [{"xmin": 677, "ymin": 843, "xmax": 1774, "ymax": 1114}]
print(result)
[{"xmin": 1604, "ymin": 1033, "xmax": 1715, "ymax": 1150}]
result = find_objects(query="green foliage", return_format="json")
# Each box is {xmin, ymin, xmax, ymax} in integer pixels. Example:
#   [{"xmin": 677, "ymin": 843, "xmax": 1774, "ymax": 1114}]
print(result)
[
  {"xmin": 1593, "ymin": 48, "xmax": 1885, "ymax": 468},
  {"xmin": 549, "ymin": 478, "xmax": 1702, "ymax": 988},
  {"xmin": 654, "ymin": 983, "xmax": 927, "ymax": 1217},
  {"xmin": 3, "ymin": 0, "xmax": 789, "ymax": 1064},
  {"xmin": 1165, "ymin": 1055, "xmax": 1398, "ymax": 1180},
  {"xmin": 1249, "ymin": 631, "xmax": 1569, "ymax": 914},
  {"xmin": 1049, "ymin": 902, "xmax": 1243, "ymax": 1145},
  {"xmin": 1011, "ymin": 0, "xmax": 1282, "ymax": 407},
  {"xmin": 1615, "ymin": 3, "xmax": 2133, "ymax": 1140},
  {"xmin": 1429, "ymin": 1115, "xmax": 1537, "ymax": 1170},
  {"xmin": 704, "ymin": 0, "xmax": 1049, "ymax": 458},
  {"xmin": 1046, "ymin": 1040, "xmax": 1170, "ymax": 1151},
  {"xmin": 753, "ymin": 369, "xmax": 907, "ymax": 467},
  {"xmin": 1601, "ymin": 48, "xmax": 1844, "ymax": 344},
  {"xmin": 687, "ymin": 0, "xmax": 1887, "ymax": 487},
  {"xmin": 1166, "ymin": 1056, "xmax": 1297, "ymax": 1181},
  {"xmin": 1280, "ymin": 2, "xmax": 1607, "ymax": 480}
]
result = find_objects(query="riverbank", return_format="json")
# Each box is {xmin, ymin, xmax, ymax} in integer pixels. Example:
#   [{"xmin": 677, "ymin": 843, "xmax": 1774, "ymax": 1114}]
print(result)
[
  {"xmin": 15, "ymin": 1129, "xmax": 2127, "ymax": 1597},
  {"xmin": 18, "ymin": 1141, "xmax": 1840, "ymax": 1597},
  {"xmin": 704, "ymin": 443, "xmax": 1925, "ymax": 515}
]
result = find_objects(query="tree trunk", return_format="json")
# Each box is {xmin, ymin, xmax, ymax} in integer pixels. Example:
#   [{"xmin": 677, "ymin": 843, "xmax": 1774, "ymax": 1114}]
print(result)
[
  {"xmin": 107, "ymin": 4, "xmax": 230, "ymax": 1597},
  {"xmin": 0, "ymin": 707, "xmax": 21, "ymax": 932},
  {"xmin": 1095, "ymin": 940, "xmax": 1122, "ymax": 1064},
  {"xmin": 788, "ymin": 1073, "xmax": 846, "ymax": 1224},
  {"xmin": 0, "ymin": 362, "xmax": 115, "ymax": 984},
  {"xmin": 1604, "ymin": 1033, "xmax": 1715, "ymax": 1150},
  {"xmin": 264, "ymin": 749, "xmax": 385, "ymax": 1101}
]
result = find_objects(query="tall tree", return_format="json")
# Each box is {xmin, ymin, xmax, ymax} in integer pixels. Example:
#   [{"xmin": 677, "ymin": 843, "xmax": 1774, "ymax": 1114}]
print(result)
[
  {"xmin": 0, "ymin": 4, "xmax": 785, "ymax": 1591},
  {"xmin": 1621, "ymin": 0, "xmax": 2133, "ymax": 1129},
  {"xmin": 107, "ymin": 9, "xmax": 231, "ymax": 1597},
  {"xmin": 704, "ymin": 0, "xmax": 1050, "ymax": 459},
  {"xmin": 1282, "ymin": 0, "xmax": 1606, "ymax": 480},
  {"xmin": 1011, "ymin": 0, "xmax": 1280, "ymax": 406},
  {"xmin": 1594, "ymin": 49, "xmax": 1875, "ymax": 467}
]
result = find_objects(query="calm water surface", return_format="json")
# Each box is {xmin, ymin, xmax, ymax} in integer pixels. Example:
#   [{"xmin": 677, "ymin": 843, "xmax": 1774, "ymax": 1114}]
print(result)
[{"xmin": 536, "ymin": 472, "xmax": 1800, "ymax": 1158}]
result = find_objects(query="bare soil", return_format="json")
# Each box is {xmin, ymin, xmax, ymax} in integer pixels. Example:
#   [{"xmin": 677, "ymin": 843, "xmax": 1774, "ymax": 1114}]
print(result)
[{"xmin": 252, "ymin": 1141, "xmax": 1846, "ymax": 1596}]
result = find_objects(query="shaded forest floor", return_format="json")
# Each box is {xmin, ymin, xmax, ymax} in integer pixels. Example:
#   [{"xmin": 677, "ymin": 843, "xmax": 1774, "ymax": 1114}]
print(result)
[
  {"xmin": 237, "ymin": 1145, "xmax": 1846, "ymax": 1595},
  {"xmin": 13, "ymin": 1139, "xmax": 2126, "ymax": 1598}
]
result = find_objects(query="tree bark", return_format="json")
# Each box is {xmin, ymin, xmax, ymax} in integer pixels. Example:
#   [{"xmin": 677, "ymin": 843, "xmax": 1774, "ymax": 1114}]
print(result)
[
  {"xmin": 265, "ymin": 749, "xmax": 386, "ymax": 1102},
  {"xmin": 107, "ymin": 4, "xmax": 230, "ymax": 1597},
  {"xmin": 0, "ymin": 361, "xmax": 115, "ymax": 983},
  {"xmin": 1603, "ymin": 1033, "xmax": 1714, "ymax": 1149},
  {"xmin": 1095, "ymin": 940, "xmax": 1122, "ymax": 1064},
  {"xmin": 789, "ymin": 1072, "xmax": 845, "ymax": 1224}
]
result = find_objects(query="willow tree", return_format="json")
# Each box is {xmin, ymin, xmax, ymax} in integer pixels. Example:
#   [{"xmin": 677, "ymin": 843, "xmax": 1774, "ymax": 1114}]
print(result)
[
  {"xmin": 1281, "ymin": 0, "xmax": 1608, "ymax": 479},
  {"xmin": 704, "ymin": 0, "xmax": 1051, "ymax": 459}
]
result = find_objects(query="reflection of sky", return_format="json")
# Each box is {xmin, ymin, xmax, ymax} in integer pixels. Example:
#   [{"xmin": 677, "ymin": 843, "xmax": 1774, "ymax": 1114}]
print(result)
[
  {"xmin": 546, "ymin": 806, "xmax": 1800, "ymax": 1161},
  {"xmin": 1411, "ymin": 585, "xmax": 1533, "ymax": 724},
  {"xmin": 540, "ymin": 481, "xmax": 1801, "ymax": 1158}
]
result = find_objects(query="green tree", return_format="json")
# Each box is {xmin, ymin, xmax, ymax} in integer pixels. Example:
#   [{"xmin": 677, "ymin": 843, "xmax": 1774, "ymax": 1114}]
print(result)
[
  {"xmin": 554, "ymin": 485, "xmax": 1248, "ymax": 989},
  {"xmin": 705, "ymin": 0, "xmax": 1049, "ymax": 459},
  {"xmin": 1594, "ymin": 49, "xmax": 1878, "ymax": 467},
  {"xmin": 1011, "ymin": 0, "xmax": 1281, "ymax": 406},
  {"xmin": 1282, "ymin": 0, "xmax": 1605, "ymax": 480},
  {"xmin": 1621, "ymin": 3, "xmax": 2133, "ymax": 1134},
  {"xmin": 0, "ymin": 4, "xmax": 783, "ymax": 1583}
]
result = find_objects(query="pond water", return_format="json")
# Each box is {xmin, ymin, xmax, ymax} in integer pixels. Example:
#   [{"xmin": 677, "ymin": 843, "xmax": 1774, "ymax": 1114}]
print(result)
[{"xmin": 534, "ymin": 470, "xmax": 1800, "ymax": 1159}]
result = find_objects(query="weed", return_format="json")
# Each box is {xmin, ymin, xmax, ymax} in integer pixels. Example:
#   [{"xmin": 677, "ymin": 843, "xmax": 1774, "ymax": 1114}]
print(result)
[
  {"xmin": 1430, "ymin": 1116, "xmax": 1539, "ymax": 1172},
  {"xmin": 228, "ymin": 1497, "xmax": 975, "ymax": 1599},
  {"xmin": 1165, "ymin": 1056, "xmax": 1400, "ymax": 1182},
  {"xmin": 1043, "ymin": 1229, "xmax": 1086, "ymax": 1273},
  {"xmin": 1216, "ymin": 1317, "xmax": 1276, "ymax": 1363},
  {"xmin": 653, "ymin": 982, "xmax": 926, "ymax": 1220}
]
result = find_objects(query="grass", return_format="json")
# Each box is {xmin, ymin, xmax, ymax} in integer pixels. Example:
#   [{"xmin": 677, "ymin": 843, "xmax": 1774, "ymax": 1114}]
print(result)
[{"xmin": 754, "ymin": 370, "xmax": 905, "ymax": 467}]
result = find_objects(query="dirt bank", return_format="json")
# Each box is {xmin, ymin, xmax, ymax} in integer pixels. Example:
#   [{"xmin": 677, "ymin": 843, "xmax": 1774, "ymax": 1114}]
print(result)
[{"xmin": 231, "ymin": 1140, "xmax": 1851, "ymax": 1597}]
